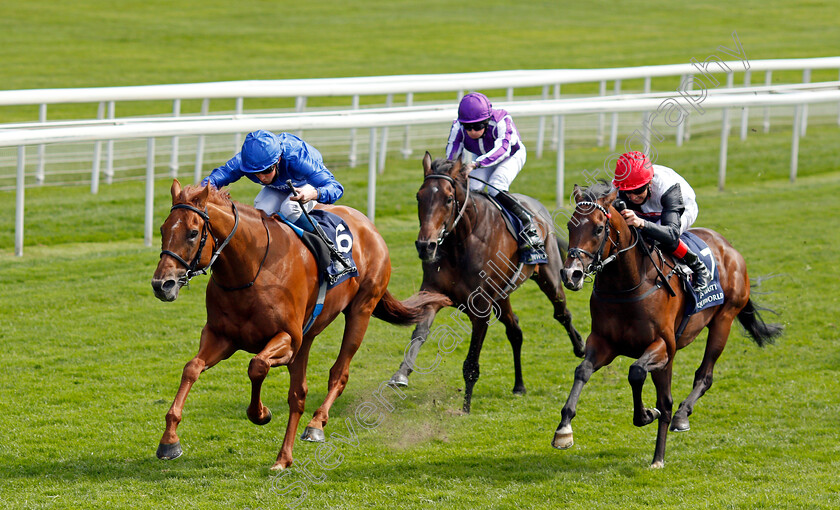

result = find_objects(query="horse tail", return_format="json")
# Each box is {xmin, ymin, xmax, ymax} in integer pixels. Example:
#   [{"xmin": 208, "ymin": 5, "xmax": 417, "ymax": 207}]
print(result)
[
  {"xmin": 736, "ymin": 298, "xmax": 784, "ymax": 347},
  {"xmin": 373, "ymin": 290, "xmax": 452, "ymax": 326}
]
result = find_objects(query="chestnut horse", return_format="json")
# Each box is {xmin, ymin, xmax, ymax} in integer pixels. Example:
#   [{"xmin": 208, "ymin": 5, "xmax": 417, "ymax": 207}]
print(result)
[
  {"xmin": 151, "ymin": 180, "xmax": 450, "ymax": 470},
  {"xmin": 553, "ymin": 181, "xmax": 782, "ymax": 467},
  {"xmin": 389, "ymin": 154, "xmax": 584, "ymax": 412}
]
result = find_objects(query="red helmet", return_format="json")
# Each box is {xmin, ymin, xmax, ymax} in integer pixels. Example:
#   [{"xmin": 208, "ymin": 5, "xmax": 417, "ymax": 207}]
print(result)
[{"xmin": 613, "ymin": 151, "xmax": 653, "ymax": 190}]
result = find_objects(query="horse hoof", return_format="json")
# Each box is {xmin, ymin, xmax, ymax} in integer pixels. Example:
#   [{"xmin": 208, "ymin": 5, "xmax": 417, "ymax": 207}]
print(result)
[
  {"xmin": 650, "ymin": 460, "xmax": 665, "ymax": 469},
  {"xmin": 552, "ymin": 433, "xmax": 574, "ymax": 450},
  {"xmin": 670, "ymin": 415, "xmax": 690, "ymax": 432},
  {"xmin": 651, "ymin": 408, "xmax": 661, "ymax": 420},
  {"xmin": 512, "ymin": 386, "xmax": 527, "ymax": 395},
  {"xmin": 389, "ymin": 373, "xmax": 409, "ymax": 387},
  {"xmin": 300, "ymin": 426, "xmax": 325, "ymax": 442},
  {"xmin": 156, "ymin": 441, "xmax": 183, "ymax": 460},
  {"xmin": 552, "ymin": 426, "xmax": 574, "ymax": 449},
  {"xmin": 250, "ymin": 409, "xmax": 272, "ymax": 426}
]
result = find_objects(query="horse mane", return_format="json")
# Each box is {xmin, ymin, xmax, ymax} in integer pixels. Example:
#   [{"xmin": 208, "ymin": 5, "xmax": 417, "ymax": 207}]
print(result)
[
  {"xmin": 430, "ymin": 158, "xmax": 467, "ymax": 185},
  {"xmin": 182, "ymin": 184, "xmax": 234, "ymax": 208},
  {"xmin": 580, "ymin": 180, "xmax": 615, "ymax": 202}
]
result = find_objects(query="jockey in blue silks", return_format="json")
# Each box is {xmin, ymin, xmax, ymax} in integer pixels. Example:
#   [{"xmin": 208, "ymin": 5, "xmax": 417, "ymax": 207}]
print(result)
[
  {"xmin": 445, "ymin": 92, "xmax": 542, "ymax": 251},
  {"xmin": 203, "ymin": 130, "xmax": 344, "ymax": 233}
]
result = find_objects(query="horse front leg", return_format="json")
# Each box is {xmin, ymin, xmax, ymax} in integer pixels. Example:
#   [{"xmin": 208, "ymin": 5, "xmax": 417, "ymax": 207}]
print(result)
[
  {"xmin": 649, "ymin": 363, "xmax": 675, "ymax": 468},
  {"xmin": 628, "ymin": 340, "xmax": 670, "ymax": 429},
  {"xmin": 552, "ymin": 335, "xmax": 615, "ymax": 450},
  {"xmin": 462, "ymin": 316, "xmax": 490, "ymax": 413},
  {"xmin": 389, "ymin": 303, "xmax": 444, "ymax": 387},
  {"xmin": 247, "ymin": 331, "xmax": 296, "ymax": 426},
  {"xmin": 157, "ymin": 327, "xmax": 235, "ymax": 460},
  {"xmin": 271, "ymin": 345, "xmax": 311, "ymax": 471}
]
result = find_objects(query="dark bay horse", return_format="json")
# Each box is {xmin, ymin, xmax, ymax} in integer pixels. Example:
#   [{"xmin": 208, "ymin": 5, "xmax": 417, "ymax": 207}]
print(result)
[
  {"xmin": 390, "ymin": 153, "xmax": 584, "ymax": 412},
  {"xmin": 152, "ymin": 180, "xmax": 450, "ymax": 470},
  {"xmin": 553, "ymin": 181, "xmax": 782, "ymax": 467}
]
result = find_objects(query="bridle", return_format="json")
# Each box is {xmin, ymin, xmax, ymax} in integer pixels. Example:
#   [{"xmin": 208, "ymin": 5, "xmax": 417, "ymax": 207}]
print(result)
[
  {"xmin": 567, "ymin": 201, "xmax": 637, "ymax": 277},
  {"xmin": 159, "ymin": 202, "xmax": 241, "ymax": 287},
  {"xmin": 423, "ymin": 173, "xmax": 471, "ymax": 246}
]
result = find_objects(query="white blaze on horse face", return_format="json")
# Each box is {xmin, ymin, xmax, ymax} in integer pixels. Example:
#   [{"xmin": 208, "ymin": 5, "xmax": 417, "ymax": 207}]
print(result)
[
  {"xmin": 164, "ymin": 218, "xmax": 183, "ymax": 248},
  {"xmin": 431, "ymin": 186, "xmax": 439, "ymax": 193}
]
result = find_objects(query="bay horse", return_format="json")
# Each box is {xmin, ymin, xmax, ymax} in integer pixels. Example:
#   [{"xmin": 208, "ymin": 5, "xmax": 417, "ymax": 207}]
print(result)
[
  {"xmin": 389, "ymin": 153, "xmax": 584, "ymax": 412},
  {"xmin": 151, "ymin": 179, "xmax": 450, "ymax": 470},
  {"xmin": 553, "ymin": 181, "xmax": 782, "ymax": 467}
]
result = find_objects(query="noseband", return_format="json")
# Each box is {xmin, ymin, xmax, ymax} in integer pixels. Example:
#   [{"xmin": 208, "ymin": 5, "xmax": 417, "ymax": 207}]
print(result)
[
  {"xmin": 423, "ymin": 174, "xmax": 470, "ymax": 245},
  {"xmin": 160, "ymin": 202, "xmax": 240, "ymax": 286}
]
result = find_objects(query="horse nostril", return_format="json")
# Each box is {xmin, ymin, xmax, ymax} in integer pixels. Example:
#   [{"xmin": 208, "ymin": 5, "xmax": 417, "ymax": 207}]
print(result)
[
  {"xmin": 161, "ymin": 280, "xmax": 177, "ymax": 292},
  {"xmin": 572, "ymin": 270, "xmax": 583, "ymax": 282}
]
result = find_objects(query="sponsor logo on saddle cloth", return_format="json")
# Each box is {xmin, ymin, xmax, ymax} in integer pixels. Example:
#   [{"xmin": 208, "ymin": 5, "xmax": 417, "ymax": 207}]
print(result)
[
  {"xmin": 680, "ymin": 231, "xmax": 724, "ymax": 314},
  {"xmin": 279, "ymin": 210, "xmax": 359, "ymax": 289}
]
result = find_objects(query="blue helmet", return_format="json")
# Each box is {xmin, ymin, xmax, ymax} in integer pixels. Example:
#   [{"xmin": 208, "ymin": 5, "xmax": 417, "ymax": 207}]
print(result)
[
  {"xmin": 457, "ymin": 92, "xmax": 493, "ymax": 124},
  {"xmin": 240, "ymin": 130, "xmax": 282, "ymax": 173}
]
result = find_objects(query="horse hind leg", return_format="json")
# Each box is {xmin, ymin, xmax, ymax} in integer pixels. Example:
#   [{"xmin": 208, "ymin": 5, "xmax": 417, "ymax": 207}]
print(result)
[
  {"xmin": 497, "ymin": 298, "xmax": 526, "ymax": 394},
  {"xmin": 302, "ymin": 306, "xmax": 373, "ymax": 441},
  {"xmin": 671, "ymin": 314, "xmax": 732, "ymax": 432},
  {"xmin": 532, "ymin": 249, "xmax": 584, "ymax": 358}
]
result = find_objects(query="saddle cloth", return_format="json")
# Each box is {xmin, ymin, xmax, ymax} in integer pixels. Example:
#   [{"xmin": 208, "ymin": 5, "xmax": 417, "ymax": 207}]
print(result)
[
  {"xmin": 279, "ymin": 209, "xmax": 358, "ymax": 289},
  {"xmin": 679, "ymin": 231, "xmax": 724, "ymax": 315},
  {"xmin": 483, "ymin": 194, "xmax": 548, "ymax": 265}
]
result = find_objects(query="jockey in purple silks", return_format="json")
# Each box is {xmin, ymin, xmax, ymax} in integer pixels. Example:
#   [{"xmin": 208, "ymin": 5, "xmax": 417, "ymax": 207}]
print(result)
[
  {"xmin": 445, "ymin": 92, "xmax": 542, "ymax": 251},
  {"xmin": 203, "ymin": 130, "xmax": 343, "ymax": 233}
]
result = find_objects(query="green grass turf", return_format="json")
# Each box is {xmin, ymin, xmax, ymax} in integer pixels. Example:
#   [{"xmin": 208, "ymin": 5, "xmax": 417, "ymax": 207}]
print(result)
[{"xmin": 1, "ymin": 1, "xmax": 839, "ymax": 508}]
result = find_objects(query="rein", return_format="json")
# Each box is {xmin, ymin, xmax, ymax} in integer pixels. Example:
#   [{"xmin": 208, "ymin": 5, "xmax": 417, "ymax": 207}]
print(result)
[
  {"xmin": 424, "ymin": 173, "xmax": 471, "ymax": 245},
  {"xmin": 569, "ymin": 200, "xmax": 676, "ymax": 303},
  {"xmin": 160, "ymin": 201, "xmax": 267, "ymax": 290}
]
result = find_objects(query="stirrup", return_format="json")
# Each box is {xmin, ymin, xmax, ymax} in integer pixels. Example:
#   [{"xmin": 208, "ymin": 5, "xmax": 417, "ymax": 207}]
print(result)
[{"xmin": 519, "ymin": 224, "xmax": 544, "ymax": 250}]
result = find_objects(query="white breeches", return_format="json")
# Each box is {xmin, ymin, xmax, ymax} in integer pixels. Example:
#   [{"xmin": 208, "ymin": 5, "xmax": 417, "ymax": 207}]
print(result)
[
  {"xmin": 465, "ymin": 146, "xmax": 527, "ymax": 197},
  {"xmin": 253, "ymin": 187, "xmax": 316, "ymax": 222}
]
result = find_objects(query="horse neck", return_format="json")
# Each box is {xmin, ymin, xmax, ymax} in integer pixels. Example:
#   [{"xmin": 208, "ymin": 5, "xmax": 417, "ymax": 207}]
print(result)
[
  {"xmin": 205, "ymin": 200, "xmax": 273, "ymax": 282},
  {"xmin": 449, "ymin": 184, "xmax": 484, "ymax": 252},
  {"xmin": 596, "ymin": 216, "xmax": 647, "ymax": 291}
]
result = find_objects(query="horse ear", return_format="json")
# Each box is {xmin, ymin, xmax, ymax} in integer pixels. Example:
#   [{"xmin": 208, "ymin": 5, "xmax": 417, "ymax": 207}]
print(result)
[
  {"xmin": 422, "ymin": 152, "xmax": 433, "ymax": 176},
  {"xmin": 196, "ymin": 182, "xmax": 211, "ymax": 208},
  {"xmin": 452, "ymin": 158, "xmax": 464, "ymax": 178},
  {"xmin": 572, "ymin": 184, "xmax": 584, "ymax": 203},
  {"xmin": 170, "ymin": 179, "xmax": 182, "ymax": 203}
]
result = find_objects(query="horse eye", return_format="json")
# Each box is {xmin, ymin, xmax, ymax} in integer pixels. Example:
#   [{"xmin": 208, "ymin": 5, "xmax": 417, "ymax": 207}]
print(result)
[
  {"xmin": 188, "ymin": 229, "xmax": 199, "ymax": 240},
  {"xmin": 446, "ymin": 196, "xmax": 454, "ymax": 205},
  {"xmin": 595, "ymin": 225, "xmax": 604, "ymax": 235}
]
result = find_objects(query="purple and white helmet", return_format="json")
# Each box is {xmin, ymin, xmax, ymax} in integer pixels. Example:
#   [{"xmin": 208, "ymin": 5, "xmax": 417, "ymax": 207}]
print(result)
[{"xmin": 457, "ymin": 92, "xmax": 492, "ymax": 124}]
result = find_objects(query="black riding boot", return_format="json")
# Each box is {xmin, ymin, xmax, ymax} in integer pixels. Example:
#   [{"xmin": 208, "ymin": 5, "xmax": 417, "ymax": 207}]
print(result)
[
  {"xmin": 680, "ymin": 248, "xmax": 711, "ymax": 291},
  {"xmin": 494, "ymin": 191, "xmax": 544, "ymax": 250}
]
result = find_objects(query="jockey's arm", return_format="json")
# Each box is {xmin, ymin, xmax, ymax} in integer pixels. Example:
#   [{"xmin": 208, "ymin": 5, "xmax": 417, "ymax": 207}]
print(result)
[
  {"xmin": 202, "ymin": 153, "xmax": 245, "ymax": 188},
  {"xmin": 639, "ymin": 184, "xmax": 685, "ymax": 249}
]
